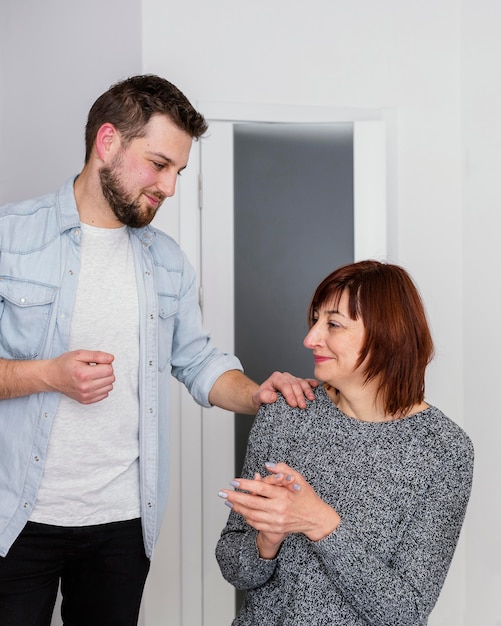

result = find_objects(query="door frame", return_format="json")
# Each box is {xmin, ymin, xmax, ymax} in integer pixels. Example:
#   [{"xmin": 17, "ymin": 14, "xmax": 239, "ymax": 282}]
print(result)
[{"xmin": 177, "ymin": 102, "xmax": 391, "ymax": 626}]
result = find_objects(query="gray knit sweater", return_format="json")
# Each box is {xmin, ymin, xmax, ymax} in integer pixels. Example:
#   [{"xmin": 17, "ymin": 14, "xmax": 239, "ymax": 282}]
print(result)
[{"xmin": 216, "ymin": 386, "xmax": 474, "ymax": 626}]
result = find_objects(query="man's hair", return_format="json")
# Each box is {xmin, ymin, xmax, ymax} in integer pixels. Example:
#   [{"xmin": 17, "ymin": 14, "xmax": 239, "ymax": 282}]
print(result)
[
  {"xmin": 308, "ymin": 260, "xmax": 434, "ymax": 417},
  {"xmin": 84, "ymin": 74, "xmax": 208, "ymax": 162}
]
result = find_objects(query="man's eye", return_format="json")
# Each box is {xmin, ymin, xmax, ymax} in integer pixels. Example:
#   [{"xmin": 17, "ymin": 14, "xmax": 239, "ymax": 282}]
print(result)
[{"xmin": 153, "ymin": 162, "xmax": 164, "ymax": 170}]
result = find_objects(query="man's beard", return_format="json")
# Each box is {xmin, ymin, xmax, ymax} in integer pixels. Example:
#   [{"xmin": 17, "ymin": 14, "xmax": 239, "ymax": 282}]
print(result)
[{"xmin": 99, "ymin": 155, "xmax": 165, "ymax": 228}]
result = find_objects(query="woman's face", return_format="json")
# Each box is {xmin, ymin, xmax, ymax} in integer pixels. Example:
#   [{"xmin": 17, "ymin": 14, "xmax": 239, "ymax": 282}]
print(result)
[{"xmin": 303, "ymin": 290, "xmax": 366, "ymax": 389}]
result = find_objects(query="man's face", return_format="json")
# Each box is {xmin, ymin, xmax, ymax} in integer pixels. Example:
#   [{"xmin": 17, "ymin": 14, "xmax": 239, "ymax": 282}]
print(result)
[{"xmin": 99, "ymin": 114, "xmax": 193, "ymax": 228}]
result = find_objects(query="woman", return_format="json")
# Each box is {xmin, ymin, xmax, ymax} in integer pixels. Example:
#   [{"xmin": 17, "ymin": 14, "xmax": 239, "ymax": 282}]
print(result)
[{"xmin": 216, "ymin": 260, "xmax": 474, "ymax": 626}]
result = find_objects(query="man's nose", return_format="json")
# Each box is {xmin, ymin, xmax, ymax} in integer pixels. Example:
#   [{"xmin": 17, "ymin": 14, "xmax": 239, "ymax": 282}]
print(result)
[{"xmin": 158, "ymin": 170, "xmax": 178, "ymax": 198}]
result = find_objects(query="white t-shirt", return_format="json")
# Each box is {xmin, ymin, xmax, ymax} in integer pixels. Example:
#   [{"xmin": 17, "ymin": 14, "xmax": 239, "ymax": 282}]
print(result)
[{"xmin": 31, "ymin": 223, "xmax": 141, "ymax": 526}]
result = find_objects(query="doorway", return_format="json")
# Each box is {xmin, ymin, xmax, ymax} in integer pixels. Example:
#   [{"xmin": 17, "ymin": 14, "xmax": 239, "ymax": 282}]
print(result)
[
  {"xmin": 198, "ymin": 111, "xmax": 387, "ymax": 625},
  {"xmin": 232, "ymin": 121, "xmax": 354, "ymax": 481}
]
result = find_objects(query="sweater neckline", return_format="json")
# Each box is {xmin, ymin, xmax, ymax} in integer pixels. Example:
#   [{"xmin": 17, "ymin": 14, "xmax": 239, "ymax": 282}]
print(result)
[{"xmin": 317, "ymin": 385, "xmax": 432, "ymax": 426}]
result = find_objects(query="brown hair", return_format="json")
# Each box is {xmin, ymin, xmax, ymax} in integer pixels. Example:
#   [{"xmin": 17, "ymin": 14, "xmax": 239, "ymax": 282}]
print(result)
[
  {"xmin": 84, "ymin": 74, "xmax": 208, "ymax": 162},
  {"xmin": 308, "ymin": 260, "xmax": 434, "ymax": 417}
]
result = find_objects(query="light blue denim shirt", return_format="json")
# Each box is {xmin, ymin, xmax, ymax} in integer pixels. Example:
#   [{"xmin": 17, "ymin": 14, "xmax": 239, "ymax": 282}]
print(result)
[{"xmin": 0, "ymin": 177, "xmax": 242, "ymax": 558}]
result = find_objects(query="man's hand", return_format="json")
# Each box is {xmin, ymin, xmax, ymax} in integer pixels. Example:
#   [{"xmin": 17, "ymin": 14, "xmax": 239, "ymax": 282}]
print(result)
[
  {"xmin": 209, "ymin": 370, "xmax": 318, "ymax": 415},
  {"xmin": 46, "ymin": 349, "xmax": 115, "ymax": 404},
  {"xmin": 0, "ymin": 350, "xmax": 115, "ymax": 402},
  {"xmin": 252, "ymin": 371, "xmax": 318, "ymax": 410}
]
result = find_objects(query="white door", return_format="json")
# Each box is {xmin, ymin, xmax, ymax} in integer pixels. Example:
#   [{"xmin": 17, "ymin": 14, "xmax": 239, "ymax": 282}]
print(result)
[{"xmin": 197, "ymin": 108, "xmax": 387, "ymax": 626}]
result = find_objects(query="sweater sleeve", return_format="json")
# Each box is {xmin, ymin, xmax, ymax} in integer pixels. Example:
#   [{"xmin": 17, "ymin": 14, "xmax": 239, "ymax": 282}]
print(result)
[
  {"xmin": 310, "ymin": 436, "xmax": 474, "ymax": 625},
  {"xmin": 215, "ymin": 404, "xmax": 280, "ymax": 589}
]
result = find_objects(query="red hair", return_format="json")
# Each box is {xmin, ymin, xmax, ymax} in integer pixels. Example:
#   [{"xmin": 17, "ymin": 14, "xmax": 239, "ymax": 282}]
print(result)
[{"xmin": 308, "ymin": 260, "xmax": 434, "ymax": 417}]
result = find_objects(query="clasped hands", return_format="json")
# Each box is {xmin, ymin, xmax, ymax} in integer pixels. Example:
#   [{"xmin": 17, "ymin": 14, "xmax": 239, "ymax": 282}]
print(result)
[{"xmin": 218, "ymin": 462, "xmax": 341, "ymax": 559}]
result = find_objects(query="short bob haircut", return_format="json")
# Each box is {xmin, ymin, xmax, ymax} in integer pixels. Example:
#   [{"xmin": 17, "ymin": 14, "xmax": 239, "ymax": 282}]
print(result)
[
  {"xmin": 84, "ymin": 74, "xmax": 208, "ymax": 163},
  {"xmin": 308, "ymin": 260, "xmax": 434, "ymax": 417}
]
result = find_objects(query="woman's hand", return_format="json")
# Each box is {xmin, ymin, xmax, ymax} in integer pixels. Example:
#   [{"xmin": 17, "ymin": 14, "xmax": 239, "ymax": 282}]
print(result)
[
  {"xmin": 218, "ymin": 462, "xmax": 341, "ymax": 558},
  {"xmin": 251, "ymin": 473, "xmax": 290, "ymax": 558}
]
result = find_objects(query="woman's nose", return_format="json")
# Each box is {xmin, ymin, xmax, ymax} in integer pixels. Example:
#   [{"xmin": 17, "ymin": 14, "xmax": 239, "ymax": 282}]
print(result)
[{"xmin": 303, "ymin": 324, "xmax": 321, "ymax": 349}]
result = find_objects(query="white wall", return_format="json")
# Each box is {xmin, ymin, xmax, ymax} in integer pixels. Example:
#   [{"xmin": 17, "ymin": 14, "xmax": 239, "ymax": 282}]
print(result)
[
  {"xmin": 1, "ymin": 0, "xmax": 499, "ymax": 624},
  {"xmin": 462, "ymin": 2, "xmax": 501, "ymax": 625},
  {"xmin": 0, "ymin": 0, "xmax": 142, "ymax": 204}
]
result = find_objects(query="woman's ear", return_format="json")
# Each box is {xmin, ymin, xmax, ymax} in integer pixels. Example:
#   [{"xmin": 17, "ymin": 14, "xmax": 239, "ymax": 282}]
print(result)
[{"xmin": 94, "ymin": 123, "xmax": 119, "ymax": 161}]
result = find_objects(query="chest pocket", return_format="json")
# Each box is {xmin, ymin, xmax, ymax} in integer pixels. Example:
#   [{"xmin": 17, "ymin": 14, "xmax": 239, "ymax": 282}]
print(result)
[
  {"xmin": 157, "ymin": 293, "xmax": 178, "ymax": 371},
  {"xmin": 0, "ymin": 277, "xmax": 57, "ymax": 359}
]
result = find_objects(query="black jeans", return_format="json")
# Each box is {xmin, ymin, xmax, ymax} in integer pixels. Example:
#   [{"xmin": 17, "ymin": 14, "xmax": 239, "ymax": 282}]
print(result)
[{"xmin": 0, "ymin": 518, "xmax": 150, "ymax": 626}]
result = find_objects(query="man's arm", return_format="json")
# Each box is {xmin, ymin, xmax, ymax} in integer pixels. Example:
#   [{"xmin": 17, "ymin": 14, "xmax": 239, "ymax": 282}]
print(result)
[
  {"xmin": 0, "ymin": 350, "xmax": 115, "ymax": 404},
  {"xmin": 208, "ymin": 369, "xmax": 318, "ymax": 414}
]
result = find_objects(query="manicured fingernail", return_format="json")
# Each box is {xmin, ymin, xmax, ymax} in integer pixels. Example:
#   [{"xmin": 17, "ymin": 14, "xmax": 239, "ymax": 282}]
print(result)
[
  {"xmin": 225, "ymin": 501, "xmax": 234, "ymax": 508},
  {"xmin": 293, "ymin": 484, "xmax": 301, "ymax": 491},
  {"xmin": 218, "ymin": 491, "xmax": 228, "ymax": 499},
  {"xmin": 265, "ymin": 462, "xmax": 276, "ymax": 468},
  {"xmin": 286, "ymin": 474, "xmax": 294, "ymax": 481},
  {"xmin": 273, "ymin": 473, "xmax": 283, "ymax": 480},
  {"xmin": 230, "ymin": 480, "xmax": 240, "ymax": 488}
]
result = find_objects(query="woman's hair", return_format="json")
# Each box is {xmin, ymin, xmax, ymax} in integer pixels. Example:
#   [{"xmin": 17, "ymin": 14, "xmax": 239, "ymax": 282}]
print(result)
[
  {"xmin": 84, "ymin": 74, "xmax": 208, "ymax": 162},
  {"xmin": 308, "ymin": 260, "xmax": 434, "ymax": 417}
]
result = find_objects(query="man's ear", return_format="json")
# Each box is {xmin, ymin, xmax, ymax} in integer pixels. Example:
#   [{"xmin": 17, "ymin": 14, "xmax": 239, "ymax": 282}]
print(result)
[{"xmin": 95, "ymin": 123, "xmax": 120, "ymax": 161}]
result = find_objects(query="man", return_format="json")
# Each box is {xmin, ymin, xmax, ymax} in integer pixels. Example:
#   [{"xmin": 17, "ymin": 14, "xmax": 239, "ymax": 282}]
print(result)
[{"xmin": 0, "ymin": 75, "xmax": 315, "ymax": 626}]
